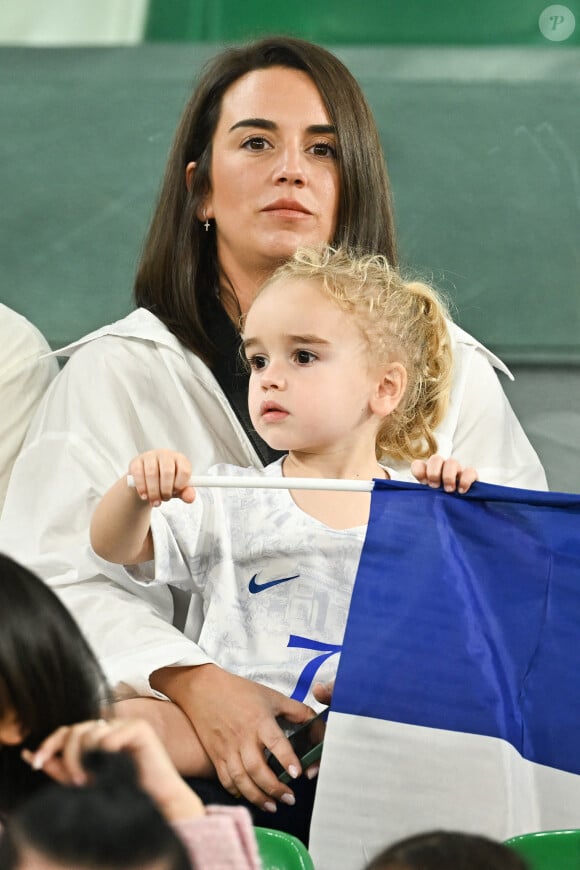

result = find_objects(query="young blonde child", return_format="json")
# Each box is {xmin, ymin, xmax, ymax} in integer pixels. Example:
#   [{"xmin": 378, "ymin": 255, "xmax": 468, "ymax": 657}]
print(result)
[{"xmin": 90, "ymin": 245, "xmax": 477, "ymax": 816}]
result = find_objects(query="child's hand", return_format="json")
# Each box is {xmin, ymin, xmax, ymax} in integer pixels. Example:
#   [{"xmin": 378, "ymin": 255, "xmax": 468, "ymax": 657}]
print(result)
[
  {"xmin": 411, "ymin": 455, "xmax": 478, "ymax": 494},
  {"xmin": 129, "ymin": 449, "xmax": 196, "ymax": 507}
]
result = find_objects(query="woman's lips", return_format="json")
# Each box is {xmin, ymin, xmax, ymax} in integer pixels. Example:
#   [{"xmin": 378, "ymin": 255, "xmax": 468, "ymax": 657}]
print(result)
[{"xmin": 261, "ymin": 199, "xmax": 312, "ymax": 219}]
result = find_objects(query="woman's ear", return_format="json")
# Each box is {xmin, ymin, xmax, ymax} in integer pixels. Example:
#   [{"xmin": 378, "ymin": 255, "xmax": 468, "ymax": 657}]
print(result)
[
  {"xmin": 185, "ymin": 161, "xmax": 197, "ymax": 192},
  {"xmin": 186, "ymin": 160, "xmax": 214, "ymax": 222},
  {"xmin": 371, "ymin": 363, "xmax": 407, "ymax": 418}
]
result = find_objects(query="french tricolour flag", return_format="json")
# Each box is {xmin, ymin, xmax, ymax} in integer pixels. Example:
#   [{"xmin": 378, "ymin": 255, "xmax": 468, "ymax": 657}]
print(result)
[{"xmin": 310, "ymin": 480, "xmax": 580, "ymax": 870}]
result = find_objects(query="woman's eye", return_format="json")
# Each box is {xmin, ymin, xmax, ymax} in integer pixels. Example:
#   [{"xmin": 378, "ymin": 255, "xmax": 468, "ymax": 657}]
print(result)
[
  {"xmin": 310, "ymin": 142, "xmax": 337, "ymax": 158},
  {"xmin": 242, "ymin": 137, "xmax": 271, "ymax": 151},
  {"xmin": 295, "ymin": 350, "xmax": 316, "ymax": 364},
  {"xmin": 248, "ymin": 355, "xmax": 268, "ymax": 370}
]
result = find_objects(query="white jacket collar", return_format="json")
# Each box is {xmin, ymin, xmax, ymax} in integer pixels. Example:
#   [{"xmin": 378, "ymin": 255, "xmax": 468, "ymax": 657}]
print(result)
[
  {"xmin": 448, "ymin": 321, "xmax": 513, "ymax": 380},
  {"xmin": 47, "ymin": 309, "xmax": 186, "ymax": 360}
]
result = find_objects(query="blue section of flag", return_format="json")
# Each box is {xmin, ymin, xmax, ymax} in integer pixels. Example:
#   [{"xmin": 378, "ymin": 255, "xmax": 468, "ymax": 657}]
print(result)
[{"xmin": 332, "ymin": 480, "xmax": 580, "ymax": 775}]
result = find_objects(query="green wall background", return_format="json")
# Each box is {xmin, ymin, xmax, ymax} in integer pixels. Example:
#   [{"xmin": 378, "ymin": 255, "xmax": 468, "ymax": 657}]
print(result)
[
  {"xmin": 145, "ymin": 0, "xmax": 580, "ymax": 46},
  {"xmin": 1, "ymin": 21, "xmax": 578, "ymax": 489},
  {"xmin": 1, "ymin": 44, "xmax": 578, "ymax": 359}
]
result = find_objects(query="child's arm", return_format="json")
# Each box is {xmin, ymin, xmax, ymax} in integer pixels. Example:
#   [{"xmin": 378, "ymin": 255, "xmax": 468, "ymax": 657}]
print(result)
[
  {"xmin": 90, "ymin": 449, "xmax": 195, "ymax": 565},
  {"xmin": 411, "ymin": 455, "xmax": 478, "ymax": 494}
]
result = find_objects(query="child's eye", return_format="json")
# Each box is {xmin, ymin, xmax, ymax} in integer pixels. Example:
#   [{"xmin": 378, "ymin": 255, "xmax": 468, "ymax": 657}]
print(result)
[
  {"xmin": 248, "ymin": 354, "xmax": 268, "ymax": 370},
  {"xmin": 309, "ymin": 141, "xmax": 337, "ymax": 158},
  {"xmin": 242, "ymin": 136, "xmax": 272, "ymax": 151},
  {"xmin": 295, "ymin": 350, "xmax": 317, "ymax": 365}
]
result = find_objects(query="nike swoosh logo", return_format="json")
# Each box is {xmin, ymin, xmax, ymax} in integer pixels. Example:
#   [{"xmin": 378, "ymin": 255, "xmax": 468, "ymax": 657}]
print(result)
[{"xmin": 248, "ymin": 573, "xmax": 300, "ymax": 594}]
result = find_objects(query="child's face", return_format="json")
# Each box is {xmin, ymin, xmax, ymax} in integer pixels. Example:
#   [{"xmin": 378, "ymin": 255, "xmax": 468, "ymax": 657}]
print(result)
[{"xmin": 243, "ymin": 278, "xmax": 382, "ymax": 454}]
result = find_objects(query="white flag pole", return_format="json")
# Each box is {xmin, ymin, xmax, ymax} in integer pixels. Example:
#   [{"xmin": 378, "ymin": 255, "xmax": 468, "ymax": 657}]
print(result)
[{"xmin": 127, "ymin": 475, "xmax": 375, "ymax": 493}]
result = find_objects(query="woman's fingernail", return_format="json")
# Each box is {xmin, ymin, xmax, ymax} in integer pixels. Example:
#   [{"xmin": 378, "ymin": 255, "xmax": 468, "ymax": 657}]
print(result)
[
  {"xmin": 31, "ymin": 754, "xmax": 44, "ymax": 770},
  {"xmin": 263, "ymin": 800, "xmax": 277, "ymax": 814},
  {"xmin": 287, "ymin": 765, "xmax": 300, "ymax": 780},
  {"xmin": 280, "ymin": 793, "xmax": 296, "ymax": 806},
  {"xmin": 306, "ymin": 764, "xmax": 320, "ymax": 780}
]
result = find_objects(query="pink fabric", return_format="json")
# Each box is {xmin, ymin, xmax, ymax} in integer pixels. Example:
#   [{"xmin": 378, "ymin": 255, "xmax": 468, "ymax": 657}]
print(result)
[
  {"xmin": 1, "ymin": 805, "xmax": 262, "ymax": 869},
  {"xmin": 172, "ymin": 805, "xmax": 262, "ymax": 869}
]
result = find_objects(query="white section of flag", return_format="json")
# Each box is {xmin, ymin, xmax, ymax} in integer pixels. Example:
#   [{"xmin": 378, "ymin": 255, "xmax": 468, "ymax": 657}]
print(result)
[{"xmin": 309, "ymin": 712, "xmax": 580, "ymax": 870}]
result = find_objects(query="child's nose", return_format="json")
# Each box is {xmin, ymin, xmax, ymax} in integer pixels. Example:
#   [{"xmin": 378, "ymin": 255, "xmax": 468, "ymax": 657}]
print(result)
[{"xmin": 261, "ymin": 361, "xmax": 287, "ymax": 389}]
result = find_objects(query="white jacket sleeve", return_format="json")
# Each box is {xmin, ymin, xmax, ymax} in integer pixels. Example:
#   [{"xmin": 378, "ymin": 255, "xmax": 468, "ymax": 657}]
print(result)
[
  {"xmin": 440, "ymin": 347, "xmax": 548, "ymax": 489},
  {"xmin": 387, "ymin": 326, "xmax": 548, "ymax": 490},
  {"xmin": 0, "ymin": 306, "xmax": 59, "ymax": 512},
  {"xmin": 0, "ymin": 326, "xmax": 260, "ymax": 696}
]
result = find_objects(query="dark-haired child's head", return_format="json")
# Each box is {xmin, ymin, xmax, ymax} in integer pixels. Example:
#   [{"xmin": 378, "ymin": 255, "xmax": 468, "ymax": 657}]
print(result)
[
  {"xmin": 0, "ymin": 553, "xmax": 109, "ymax": 816},
  {"xmin": 365, "ymin": 830, "xmax": 529, "ymax": 870},
  {"xmin": 0, "ymin": 750, "xmax": 192, "ymax": 870}
]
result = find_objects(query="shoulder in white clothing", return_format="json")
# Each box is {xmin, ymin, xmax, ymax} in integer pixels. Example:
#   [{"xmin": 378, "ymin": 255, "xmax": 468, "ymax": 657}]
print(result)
[{"xmin": 0, "ymin": 305, "xmax": 58, "ymax": 512}]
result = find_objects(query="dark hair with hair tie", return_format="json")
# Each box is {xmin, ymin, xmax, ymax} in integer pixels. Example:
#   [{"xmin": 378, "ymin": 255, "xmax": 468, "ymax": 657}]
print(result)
[
  {"xmin": 0, "ymin": 750, "xmax": 192, "ymax": 869},
  {"xmin": 0, "ymin": 553, "xmax": 110, "ymax": 817}
]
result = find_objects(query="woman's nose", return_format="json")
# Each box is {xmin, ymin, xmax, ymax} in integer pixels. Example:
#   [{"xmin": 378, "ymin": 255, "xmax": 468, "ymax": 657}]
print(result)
[{"xmin": 273, "ymin": 144, "xmax": 306, "ymax": 187}]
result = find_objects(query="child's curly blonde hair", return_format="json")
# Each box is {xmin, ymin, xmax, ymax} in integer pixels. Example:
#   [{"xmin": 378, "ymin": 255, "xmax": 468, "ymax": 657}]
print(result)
[{"xmin": 257, "ymin": 246, "xmax": 453, "ymax": 463}]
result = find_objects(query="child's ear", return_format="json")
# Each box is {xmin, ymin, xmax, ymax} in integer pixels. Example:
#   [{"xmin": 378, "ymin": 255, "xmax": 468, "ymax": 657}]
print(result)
[{"xmin": 371, "ymin": 363, "xmax": 407, "ymax": 418}]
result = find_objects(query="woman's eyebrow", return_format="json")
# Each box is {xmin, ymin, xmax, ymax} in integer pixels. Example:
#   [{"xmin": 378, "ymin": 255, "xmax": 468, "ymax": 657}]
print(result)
[
  {"xmin": 229, "ymin": 118, "xmax": 336, "ymax": 135},
  {"xmin": 230, "ymin": 118, "xmax": 276, "ymax": 132}
]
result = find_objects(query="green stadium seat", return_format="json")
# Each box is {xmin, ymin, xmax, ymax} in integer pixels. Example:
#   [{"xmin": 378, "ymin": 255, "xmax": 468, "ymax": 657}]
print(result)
[
  {"xmin": 255, "ymin": 826, "xmax": 315, "ymax": 870},
  {"xmin": 505, "ymin": 828, "xmax": 580, "ymax": 870}
]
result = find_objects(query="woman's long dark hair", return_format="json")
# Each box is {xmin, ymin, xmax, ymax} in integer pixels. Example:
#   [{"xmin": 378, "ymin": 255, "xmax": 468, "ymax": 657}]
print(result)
[
  {"xmin": 134, "ymin": 35, "xmax": 397, "ymax": 365},
  {"xmin": 0, "ymin": 751, "xmax": 191, "ymax": 869},
  {"xmin": 0, "ymin": 554, "xmax": 110, "ymax": 817}
]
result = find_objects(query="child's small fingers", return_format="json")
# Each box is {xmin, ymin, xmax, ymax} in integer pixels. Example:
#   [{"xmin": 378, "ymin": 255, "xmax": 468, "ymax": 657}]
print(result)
[
  {"xmin": 458, "ymin": 466, "xmax": 478, "ymax": 494},
  {"xmin": 410, "ymin": 459, "xmax": 427, "ymax": 482},
  {"xmin": 141, "ymin": 455, "xmax": 163, "ymax": 505},
  {"xmin": 128, "ymin": 461, "xmax": 149, "ymax": 501},
  {"xmin": 442, "ymin": 460, "xmax": 462, "ymax": 492},
  {"xmin": 158, "ymin": 459, "xmax": 178, "ymax": 501},
  {"xmin": 425, "ymin": 454, "xmax": 445, "ymax": 487},
  {"xmin": 174, "ymin": 457, "xmax": 193, "ymax": 493},
  {"xmin": 179, "ymin": 485, "xmax": 197, "ymax": 504}
]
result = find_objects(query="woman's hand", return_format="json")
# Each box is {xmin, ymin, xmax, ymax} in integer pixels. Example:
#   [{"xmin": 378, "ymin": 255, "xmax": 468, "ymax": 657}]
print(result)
[
  {"xmin": 312, "ymin": 680, "xmax": 334, "ymax": 706},
  {"xmin": 151, "ymin": 664, "xmax": 317, "ymax": 812},
  {"xmin": 411, "ymin": 455, "xmax": 478, "ymax": 494},
  {"xmin": 22, "ymin": 717, "xmax": 205, "ymax": 822},
  {"xmin": 129, "ymin": 449, "xmax": 196, "ymax": 507}
]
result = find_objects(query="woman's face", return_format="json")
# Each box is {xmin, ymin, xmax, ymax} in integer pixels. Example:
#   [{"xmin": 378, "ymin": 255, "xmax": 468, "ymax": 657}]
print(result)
[{"xmin": 203, "ymin": 66, "xmax": 340, "ymax": 281}]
